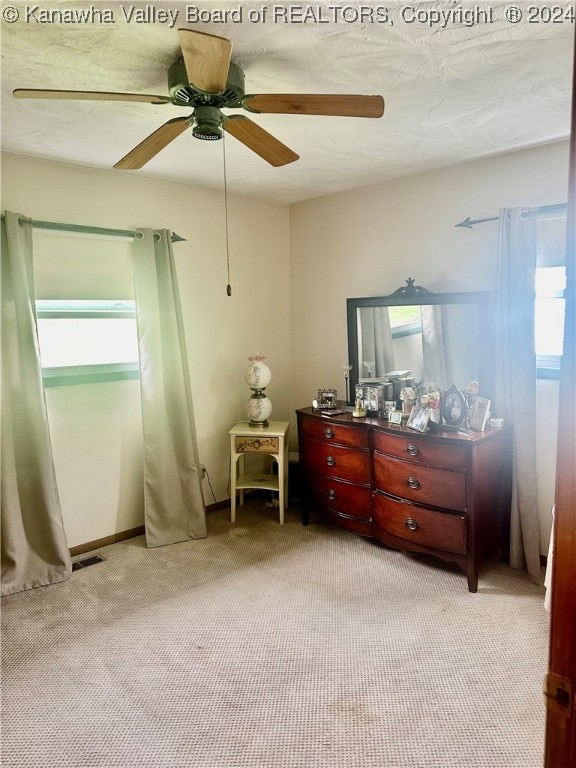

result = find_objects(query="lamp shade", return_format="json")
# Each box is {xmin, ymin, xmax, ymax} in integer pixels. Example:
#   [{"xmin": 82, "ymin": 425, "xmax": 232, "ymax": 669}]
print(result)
[{"xmin": 244, "ymin": 355, "xmax": 272, "ymax": 390}]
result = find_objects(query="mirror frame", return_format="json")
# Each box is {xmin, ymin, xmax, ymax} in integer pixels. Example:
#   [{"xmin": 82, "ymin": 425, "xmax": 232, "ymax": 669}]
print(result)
[{"xmin": 346, "ymin": 280, "xmax": 493, "ymax": 406}]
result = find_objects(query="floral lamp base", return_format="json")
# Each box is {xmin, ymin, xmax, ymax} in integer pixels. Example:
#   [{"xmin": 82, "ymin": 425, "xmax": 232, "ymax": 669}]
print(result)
[{"xmin": 246, "ymin": 390, "xmax": 272, "ymax": 428}]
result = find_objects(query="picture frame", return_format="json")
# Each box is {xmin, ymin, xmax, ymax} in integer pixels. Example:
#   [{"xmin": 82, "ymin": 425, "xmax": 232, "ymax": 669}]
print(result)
[
  {"xmin": 469, "ymin": 396, "xmax": 491, "ymax": 431},
  {"xmin": 388, "ymin": 410, "xmax": 403, "ymax": 425},
  {"xmin": 317, "ymin": 388, "xmax": 337, "ymax": 410},
  {"xmin": 440, "ymin": 384, "xmax": 467, "ymax": 429},
  {"xmin": 365, "ymin": 384, "xmax": 384, "ymax": 414},
  {"xmin": 406, "ymin": 404, "xmax": 431, "ymax": 433},
  {"xmin": 382, "ymin": 400, "xmax": 397, "ymax": 417},
  {"xmin": 355, "ymin": 383, "xmax": 385, "ymax": 414}
]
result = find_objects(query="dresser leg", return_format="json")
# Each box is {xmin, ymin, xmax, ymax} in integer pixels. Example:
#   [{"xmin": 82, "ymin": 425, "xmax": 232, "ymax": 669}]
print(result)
[{"xmin": 467, "ymin": 561, "xmax": 478, "ymax": 593}]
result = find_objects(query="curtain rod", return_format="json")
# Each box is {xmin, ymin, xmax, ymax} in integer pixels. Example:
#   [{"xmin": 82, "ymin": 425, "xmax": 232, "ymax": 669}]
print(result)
[
  {"xmin": 455, "ymin": 202, "xmax": 567, "ymax": 229},
  {"xmin": 2, "ymin": 215, "xmax": 186, "ymax": 243}
]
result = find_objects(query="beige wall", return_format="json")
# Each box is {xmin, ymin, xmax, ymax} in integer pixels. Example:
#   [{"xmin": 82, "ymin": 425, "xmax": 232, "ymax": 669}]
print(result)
[
  {"xmin": 2, "ymin": 152, "xmax": 291, "ymax": 546},
  {"xmin": 289, "ymin": 141, "xmax": 570, "ymax": 553},
  {"xmin": 2, "ymin": 142, "xmax": 568, "ymax": 553}
]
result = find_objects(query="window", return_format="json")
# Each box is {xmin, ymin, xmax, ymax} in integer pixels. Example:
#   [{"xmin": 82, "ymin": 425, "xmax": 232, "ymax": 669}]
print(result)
[
  {"xmin": 35, "ymin": 300, "xmax": 140, "ymax": 386},
  {"xmin": 389, "ymin": 305, "xmax": 422, "ymax": 338},
  {"xmin": 535, "ymin": 212, "xmax": 567, "ymax": 379},
  {"xmin": 535, "ymin": 266, "xmax": 566, "ymax": 378}
]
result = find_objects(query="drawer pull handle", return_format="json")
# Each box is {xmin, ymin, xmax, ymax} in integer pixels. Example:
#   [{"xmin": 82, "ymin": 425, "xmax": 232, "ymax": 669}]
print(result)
[
  {"xmin": 328, "ymin": 489, "xmax": 337, "ymax": 500},
  {"xmin": 407, "ymin": 476, "xmax": 421, "ymax": 490},
  {"xmin": 405, "ymin": 517, "xmax": 419, "ymax": 531},
  {"xmin": 324, "ymin": 428, "xmax": 334, "ymax": 439},
  {"xmin": 326, "ymin": 456, "xmax": 336, "ymax": 467},
  {"xmin": 406, "ymin": 444, "xmax": 420, "ymax": 457}
]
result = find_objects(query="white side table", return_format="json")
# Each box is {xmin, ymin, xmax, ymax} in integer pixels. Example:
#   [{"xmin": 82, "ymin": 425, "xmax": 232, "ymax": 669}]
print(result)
[{"xmin": 229, "ymin": 421, "xmax": 290, "ymax": 524}]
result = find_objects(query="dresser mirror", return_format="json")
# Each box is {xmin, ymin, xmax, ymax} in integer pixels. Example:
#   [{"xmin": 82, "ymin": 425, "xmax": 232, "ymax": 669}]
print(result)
[{"xmin": 346, "ymin": 280, "xmax": 492, "ymax": 405}]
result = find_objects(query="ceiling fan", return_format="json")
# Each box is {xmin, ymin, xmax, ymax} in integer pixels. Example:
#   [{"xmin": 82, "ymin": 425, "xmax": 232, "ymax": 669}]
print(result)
[{"xmin": 13, "ymin": 28, "xmax": 385, "ymax": 170}]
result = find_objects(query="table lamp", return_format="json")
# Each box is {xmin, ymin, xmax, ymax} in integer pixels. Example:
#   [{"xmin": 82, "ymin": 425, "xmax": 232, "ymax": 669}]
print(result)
[{"xmin": 245, "ymin": 353, "xmax": 272, "ymax": 428}]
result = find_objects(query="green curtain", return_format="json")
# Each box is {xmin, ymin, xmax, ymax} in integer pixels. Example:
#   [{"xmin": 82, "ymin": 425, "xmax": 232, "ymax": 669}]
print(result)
[
  {"xmin": 133, "ymin": 229, "xmax": 206, "ymax": 547},
  {"xmin": 1, "ymin": 212, "xmax": 71, "ymax": 595},
  {"xmin": 494, "ymin": 207, "xmax": 541, "ymax": 583}
]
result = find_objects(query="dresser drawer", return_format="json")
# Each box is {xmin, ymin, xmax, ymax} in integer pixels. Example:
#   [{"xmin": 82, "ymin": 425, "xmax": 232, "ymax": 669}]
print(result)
[
  {"xmin": 373, "ymin": 430, "xmax": 468, "ymax": 470},
  {"xmin": 328, "ymin": 511, "xmax": 373, "ymax": 538},
  {"xmin": 373, "ymin": 492, "xmax": 466, "ymax": 555},
  {"xmin": 301, "ymin": 441, "xmax": 370, "ymax": 485},
  {"xmin": 374, "ymin": 453, "xmax": 466, "ymax": 511},
  {"xmin": 307, "ymin": 472, "xmax": 372, "ymax": 520},
  {"xmin": 300, "ymin": 417, "xmax": 368, "ymax": 449}
]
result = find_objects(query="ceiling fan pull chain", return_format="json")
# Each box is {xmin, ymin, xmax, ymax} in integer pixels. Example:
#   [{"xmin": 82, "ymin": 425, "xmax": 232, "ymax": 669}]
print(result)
[{"xmin": 223, "ymin": 133, "xmax": 232, "ymax": 297}]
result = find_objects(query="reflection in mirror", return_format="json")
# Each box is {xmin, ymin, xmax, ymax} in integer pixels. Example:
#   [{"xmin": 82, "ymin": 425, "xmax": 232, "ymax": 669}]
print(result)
[
  {"xmin": 357, "ymin": 304, "xmax": 480, "ymax": 391},
  {"xmin": 347, "ymin": 286, "xmax": 491, "ymax": 405}
]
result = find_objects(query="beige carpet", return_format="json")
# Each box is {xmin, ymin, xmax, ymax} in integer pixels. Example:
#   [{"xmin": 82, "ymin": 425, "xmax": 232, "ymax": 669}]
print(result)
[{"xmin": 1, "ymin": 501, "xmax": 549, "ymax": 768}]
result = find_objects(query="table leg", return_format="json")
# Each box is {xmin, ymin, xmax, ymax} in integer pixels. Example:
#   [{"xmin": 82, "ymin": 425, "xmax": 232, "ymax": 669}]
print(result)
[
  {"xmin": 284, "ymin": 444, "xmax": 289, "ymax": 509},
  {"xmin": 230, "ymin": 453, "xmax": 237, "ymax": 523},
  {"xmin": 238, "ymin": 454, "xmax": 245, "ymax": 506},
  {"xmin": 278, "ymin": 455, "xmax": 285, "ymax": 525}
]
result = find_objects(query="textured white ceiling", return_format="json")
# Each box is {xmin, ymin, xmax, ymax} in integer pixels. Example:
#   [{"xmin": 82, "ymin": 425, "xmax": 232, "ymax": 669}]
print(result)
[{"xmin": 1, "ymin": 1, "xmax": 574, "ymax": 203}]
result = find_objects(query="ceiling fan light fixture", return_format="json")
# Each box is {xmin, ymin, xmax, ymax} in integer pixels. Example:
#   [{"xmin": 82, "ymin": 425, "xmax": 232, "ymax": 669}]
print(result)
[
  {"xmin": 192, "ymin": 105, "xmax": 223, "ymax": 140},
  {"xmin": 192, "ymin": 124, "xmax": 222, "ymax": 140}
]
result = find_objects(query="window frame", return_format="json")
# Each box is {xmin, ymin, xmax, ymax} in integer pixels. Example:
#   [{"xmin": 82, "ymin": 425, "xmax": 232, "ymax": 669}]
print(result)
[
  {"xmin": 35, "ymin": 300, "xmax": 140, "ymax": 387},
  {"xmin": 388, "ymin": 305, "xmax": 423, "ymax": 339}
]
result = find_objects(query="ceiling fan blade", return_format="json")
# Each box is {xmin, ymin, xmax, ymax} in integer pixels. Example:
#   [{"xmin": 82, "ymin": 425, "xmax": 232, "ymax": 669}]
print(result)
[
  {"xmin": 114, "ymin": 117, "xmax": 190, "ymax": 170},
  {"xmin": 177, "ymin": 28, "xmax": 232, "ymax": 94},
  {"xmin": 223, "ymin": 116, "xmax": 299, "ymax": 167},
  {"xmin": 244, "ymin": 94, "xmax": 385, "ymax": 118},
  {"xmin": 13, "ymin": 88, "xmax": 170, "ymax": 104}
]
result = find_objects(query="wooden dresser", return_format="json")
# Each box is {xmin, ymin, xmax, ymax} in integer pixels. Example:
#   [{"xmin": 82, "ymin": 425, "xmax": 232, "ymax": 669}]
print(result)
[{"xmin": 296, "ymin": 407, "xmax": 512, "ymax": 592}]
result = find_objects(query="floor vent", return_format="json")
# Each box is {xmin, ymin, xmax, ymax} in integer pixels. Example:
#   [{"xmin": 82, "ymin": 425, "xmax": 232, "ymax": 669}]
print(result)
[{"xmin": 72, "ymin": 555, "xmax": 105, "ymax": 571}]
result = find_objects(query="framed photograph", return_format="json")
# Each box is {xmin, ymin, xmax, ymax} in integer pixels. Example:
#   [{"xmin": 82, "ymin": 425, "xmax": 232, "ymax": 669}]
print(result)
[
  {"xmin": 469, "ymin": 397, "xmax": 491, "ymax": 431},
  {"xmin": 407, "ymin": 404, "xmax": 431, "ymax": 433},
  {"xmin": 355, "ymin": 383, "xmax": 385, "ymax": 414},
  {"xmin": 366, "ymin": 384, "xmax": 384, "ymax": 414},
  {"xmin": 317, "ymin": 388, "xmax": 337, "ymax": 410},
  {"xmin": 440, "ymin": 385, "xmax": 467, "ymax": 429},
  {"xmin": 388, "ymin": 410, "xmax": 403, "ymax": 425},
  {"xmin": 382, "ymin": 400, "xmax": 397, "ymax": 416}
]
